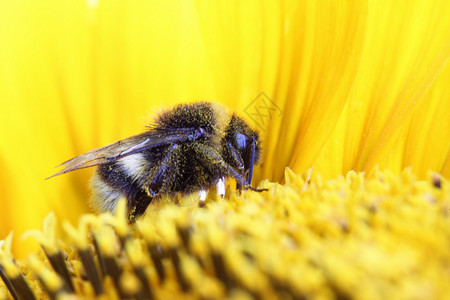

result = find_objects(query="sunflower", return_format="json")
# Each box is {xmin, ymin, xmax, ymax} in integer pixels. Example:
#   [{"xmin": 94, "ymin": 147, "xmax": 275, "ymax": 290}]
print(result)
[{"xmin": 0, "ymin": 0, "xmax": 449, "ymax": 299}]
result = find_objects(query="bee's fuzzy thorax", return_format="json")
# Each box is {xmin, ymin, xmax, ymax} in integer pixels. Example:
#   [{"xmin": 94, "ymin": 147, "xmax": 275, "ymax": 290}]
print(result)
[{"xmin": 153, "ymin": 102, "xmax": 230, "ymax": 144}]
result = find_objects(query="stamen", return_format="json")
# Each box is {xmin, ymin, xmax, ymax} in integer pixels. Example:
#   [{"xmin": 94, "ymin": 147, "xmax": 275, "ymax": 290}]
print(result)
[
  {"xmin": 0, "ymin": 255, "xmax": 35, "ymax": 300},
  {"xmin": 1, "ymin": 169, "xmax": 449, "ymax": 299}
]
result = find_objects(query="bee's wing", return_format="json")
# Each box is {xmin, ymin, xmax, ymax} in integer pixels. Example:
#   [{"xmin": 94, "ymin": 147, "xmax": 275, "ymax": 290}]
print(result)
[{"xmin": 47, "ymin": 128, "xmax": 196, "ymax": 179}]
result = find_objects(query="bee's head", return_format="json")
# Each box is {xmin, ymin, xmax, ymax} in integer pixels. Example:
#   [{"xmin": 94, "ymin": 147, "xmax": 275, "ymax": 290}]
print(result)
[{"xmin": 223, "ymin": 115, "xmax": 261, "ymax": 174}]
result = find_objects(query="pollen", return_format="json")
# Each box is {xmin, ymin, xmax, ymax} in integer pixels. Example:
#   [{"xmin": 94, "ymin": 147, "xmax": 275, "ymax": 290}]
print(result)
[{"xmin": 1, "ymin": 167, "xmax": 449, "ymax": 299}]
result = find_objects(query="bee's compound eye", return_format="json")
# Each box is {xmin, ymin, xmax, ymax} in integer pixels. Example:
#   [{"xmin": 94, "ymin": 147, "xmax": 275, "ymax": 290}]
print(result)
[{"xmin": 235, "ymin": 133, "xmax": 249, "ymax": 150}]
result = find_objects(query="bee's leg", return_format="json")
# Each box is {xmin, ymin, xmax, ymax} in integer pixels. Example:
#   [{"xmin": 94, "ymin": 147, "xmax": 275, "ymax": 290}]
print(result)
[
  {"xmin": 128, "ymin": 144, "xmax": 179, "ymax": 222},
  {"xmin": 225, "ymin": 167, "xmax": 267, "ymax": 193},
  {"xmin": 225, "ymin": 142, "xmax": 245, "ymax": 169},
  {"xmin": 128, "ymin": 189, "xmax": 154, "ymax": 223},
  {"xmin": 224, "ymin": 137, "xmax": 257, "ymax": 190},
  {"xmin": 224, "ymin": 142, "xmax": 245, "ymax": 191},
  {"xmin": 195, "ymin": 144, "xmax": 267, "ymax": 193}
]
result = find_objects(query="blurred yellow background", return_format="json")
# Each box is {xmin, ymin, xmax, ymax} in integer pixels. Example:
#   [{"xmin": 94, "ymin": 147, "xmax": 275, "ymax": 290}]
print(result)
[{"xmin": 0, "ymin": 1, "xmax": 449, "ymax": 256}]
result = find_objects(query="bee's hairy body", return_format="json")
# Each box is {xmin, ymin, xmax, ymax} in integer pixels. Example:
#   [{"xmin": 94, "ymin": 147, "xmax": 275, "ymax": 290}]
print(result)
[{"xmin": 84, "ymin": 102, "xmax": 262, "ymax": 219}]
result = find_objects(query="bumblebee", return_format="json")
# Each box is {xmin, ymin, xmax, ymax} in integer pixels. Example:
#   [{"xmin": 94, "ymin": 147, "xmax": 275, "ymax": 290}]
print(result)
[{"xmin": 49, "ymin": 102, "xmax": 264, "ymax": 220}]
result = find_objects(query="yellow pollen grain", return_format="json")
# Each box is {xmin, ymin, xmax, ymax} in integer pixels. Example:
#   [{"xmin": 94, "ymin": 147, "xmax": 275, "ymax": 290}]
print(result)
[
  {"xmin": 95, "ymin": 226, "xmax": 118, "ymax": 257},
  {"xmin": 125, "ymin": 239, "xmax": 146, "ymax": 267},
  {"xmin": 120, "ymin": 270, "xmax": 141, "ymax": 295}
]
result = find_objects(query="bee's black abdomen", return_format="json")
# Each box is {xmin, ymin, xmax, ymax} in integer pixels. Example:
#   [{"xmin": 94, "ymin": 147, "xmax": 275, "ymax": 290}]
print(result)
[
  {"xmin": 94, "ymin": 160, "xmax": 153, "ymax": 214},
  {"xmin": 97, "ymin": 163, "xmax": 131, "ymax": 192}
]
